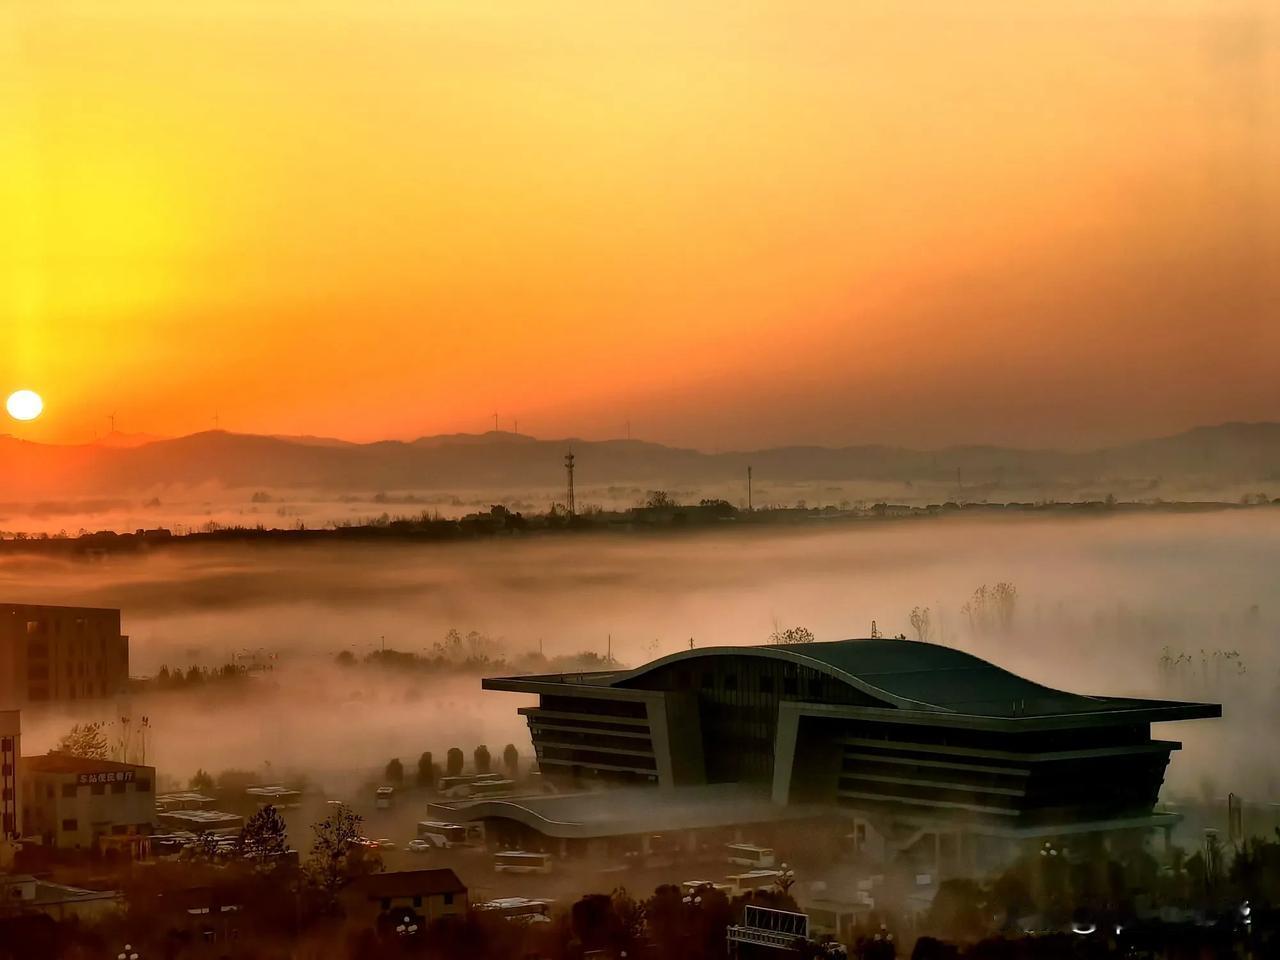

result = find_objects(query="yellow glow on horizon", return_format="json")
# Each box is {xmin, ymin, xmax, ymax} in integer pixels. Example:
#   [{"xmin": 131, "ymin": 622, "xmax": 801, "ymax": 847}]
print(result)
[{"xmin": 1, "ymin": 1, "xmax": 1276, "ymax": 447}]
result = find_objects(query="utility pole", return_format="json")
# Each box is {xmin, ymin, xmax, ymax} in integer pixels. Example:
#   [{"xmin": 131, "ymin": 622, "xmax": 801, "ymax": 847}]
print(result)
[
  {"xmin": 493, "ymin": 412, "xmax": 499, "ymax": 431},
  {"xmin": 564, "ymin": 452, "xmax": 576, "ymax": 519},
  {"xmin": 747, "ymin": 465, "xmax": 753, "ymax": 512},
  {"xmin": 108, "ymin": 413, "xmax": 116, "ymax": 435},
  {"xmin": 607, "ymin": 634, "xmax": 612, "ymax": 662}
]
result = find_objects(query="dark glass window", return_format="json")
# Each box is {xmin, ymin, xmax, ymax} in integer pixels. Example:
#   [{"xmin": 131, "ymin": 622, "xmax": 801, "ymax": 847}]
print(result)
[
  {"xmin": 759, "ymin": 675, "xmax": 774, "ymax": 693},
  {"xmin": 61, "ymin": 784, "xmax": 77, "ymax": 799},
  {"xmin": 135, "ymin": 778, "xmax": 152, "ymax": 793},
  {"xmin": 91, "ymin": 783, "xmax": 105, "ymax": 796},
  {"xmin": 783, "ymin": 678, "xmax": 798, "ymax": 696},
  {"xmin": 724, "ymin": 674, "xmax": 738, "ymax": 691},
  {"xmin": 61, "ymin": 818, "xmax": 78, "ymax": 831}
]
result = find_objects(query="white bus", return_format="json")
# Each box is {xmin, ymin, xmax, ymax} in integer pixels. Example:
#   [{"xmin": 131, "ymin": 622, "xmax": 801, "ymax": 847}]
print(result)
[
  {"xmin": 724, "ymin": 870, "xmax": 783, "ymax": 896},
  {"xmin": 494, "ymin": 850, "xmax": 553, "ymax": 875},
  {"xmin": 476, "ymin": 897, "xmax": 554, "ymax": 921},
  {"xmin": 416, "ymin": 821, "xmax": 482, "ymax": 848},
  {"xmin": 374, "ymin": 786, "xmax": 394, "ymax": 809},
  {"xmin": 726, "ymin": 843, "xmax": 776, "ymax": 868}
]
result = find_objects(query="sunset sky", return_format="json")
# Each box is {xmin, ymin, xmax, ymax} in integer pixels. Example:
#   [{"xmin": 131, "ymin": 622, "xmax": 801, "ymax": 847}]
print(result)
[{"xmin": 2, "ymin": 1, "xmax": 1276, "ymax": 450}]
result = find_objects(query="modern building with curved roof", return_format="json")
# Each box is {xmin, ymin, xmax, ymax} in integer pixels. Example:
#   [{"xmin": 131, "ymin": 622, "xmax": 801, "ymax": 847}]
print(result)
[{"xmin": 483, "ymin": 639, "xmax": 1219, "ymax": 834}]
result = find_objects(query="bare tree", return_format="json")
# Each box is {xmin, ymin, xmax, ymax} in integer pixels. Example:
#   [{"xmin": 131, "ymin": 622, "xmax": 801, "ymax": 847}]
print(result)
[
  {"xmin": 909, "ymin": 606, "xmax": 933, "ymax": 642},
  {"xmin": 768, "ymin": 625, "xmax": 816, "ymax": 645},
  {"xmin": 54, "ymin": 722, "xmax": 109, "ymax": 760},
  {"xmin": 238, "ymin": 804, "xmax": 288, "ymax": 861}
]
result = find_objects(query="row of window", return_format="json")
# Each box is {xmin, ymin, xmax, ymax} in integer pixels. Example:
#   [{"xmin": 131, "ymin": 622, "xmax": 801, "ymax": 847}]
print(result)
[
  {"xmin": 57, "ymin": 779, "xmax": 151, "ymax": 798},
  {"xmin": 379, "ymin": 894, "xmax": 454, "ymax": 909}
]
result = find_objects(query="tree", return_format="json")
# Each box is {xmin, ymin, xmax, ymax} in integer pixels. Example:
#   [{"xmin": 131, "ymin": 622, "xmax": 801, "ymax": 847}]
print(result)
[
  {"xmin": 445, "ymin": 747, "xmax": 464, "ymax": 777},
  {"xmin": 189, "ymin": 769, "xmax": 215, "ymax": 794},
  {"xmin": 645, "ymin": 490, "xmax": 674, "ymax": 509},
  {"xmin": 53, "ymin": 722, "xmax": 108, "ymax": 760},
  {"xmin": 769, "ymin": 625, "xmax": 816, "ymax": 645},
  {"xmin": 474, "ymin": 745, "xmax": 491, "ymax": 775},
  {"xmin": 304, "ymin": 803, "xmax": 374, "ymax": 905},
  {"xmin": 385, "ymin": 758, "xmax": 404, "ymax": 784},
  {"xmin": 416, "ymin": 751, "xmax": 435, "ymax": 789},
  {"xmin": 238, "ymin": 804, "xmax": 288, "ymax": 861},
  {"xmin": 570, "ymin": 888, "xmax": 645, "ymax": 957},
  {"xmin": 909, "ymin": 606, "xmax": 933, "ymax": 642},
  {"xmin": 502, "ymin": 744, "xmax": 519, "ymax": 778},
  {"xmin": 993, "ymin": 582, "xmax": 1017, "ymax": 633}
]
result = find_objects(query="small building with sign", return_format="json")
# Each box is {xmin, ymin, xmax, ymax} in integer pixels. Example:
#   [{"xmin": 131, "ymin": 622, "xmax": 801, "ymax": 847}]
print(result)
[{"xmin": 19, "ymin": 754, "xmax": 155, "ymax": 850}]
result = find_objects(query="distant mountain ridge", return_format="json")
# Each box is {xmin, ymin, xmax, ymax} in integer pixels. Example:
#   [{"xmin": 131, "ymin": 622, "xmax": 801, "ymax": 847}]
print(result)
[{"xmin": 2, "ymin": 422, "xmax": 1279, "ymax": 497}]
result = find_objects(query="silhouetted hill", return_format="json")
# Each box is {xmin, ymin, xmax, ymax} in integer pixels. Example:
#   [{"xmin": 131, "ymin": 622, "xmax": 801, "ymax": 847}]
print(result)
[{"xmin": 2, "ymin": 422, "xmax": 1279, "ymax": 497}]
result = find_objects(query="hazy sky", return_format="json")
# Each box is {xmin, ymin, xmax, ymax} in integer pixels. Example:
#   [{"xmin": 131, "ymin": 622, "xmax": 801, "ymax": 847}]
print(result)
[{"xmin": 2, "ymin": 1, "xmax": 1276, "ymax": 450}]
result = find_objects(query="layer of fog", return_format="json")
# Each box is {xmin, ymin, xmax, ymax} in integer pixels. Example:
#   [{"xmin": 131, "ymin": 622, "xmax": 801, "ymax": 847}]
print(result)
[
  {"xmin": 2, "ymin": 471, "xmax": 1276, "ymax": 538},
  {"xmin": 2, "ymin": 510, "xmax": 1277, "ymax": 803}
]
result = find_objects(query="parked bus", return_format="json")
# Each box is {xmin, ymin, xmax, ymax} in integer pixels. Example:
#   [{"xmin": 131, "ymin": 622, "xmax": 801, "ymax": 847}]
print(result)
[
  {"xmin": 494, "ymin": 850, "xmax": 553, "ymax": 875},
  {"xmin": 724, "ymin": 870, "xmax": 783, "ymax": 896},
  {"xmin": 726, "ymin": 843, "xmax": 776, "ymax": 868},
  {"xmin": 416, "ymin": 821, "xmax": 482, "ymax": 848},
  {"xmin": 476, "ymin": 897, "xmax": 554, "ymax": 922},
  {"xmin": 375, "ymin": 786, "xmax": 394, "ymax": 809}
]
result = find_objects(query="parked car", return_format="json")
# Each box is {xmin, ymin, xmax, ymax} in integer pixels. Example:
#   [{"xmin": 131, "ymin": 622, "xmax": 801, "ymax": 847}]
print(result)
[{"xmin": 406, "ymin": 839, "xmax": 432, "ymax": 853}]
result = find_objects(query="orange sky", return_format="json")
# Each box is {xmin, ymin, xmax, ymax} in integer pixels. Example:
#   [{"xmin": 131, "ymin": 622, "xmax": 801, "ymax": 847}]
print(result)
[{"xmin": 2, "ymin": 1, "xmax": 1277, "ymax": 450}]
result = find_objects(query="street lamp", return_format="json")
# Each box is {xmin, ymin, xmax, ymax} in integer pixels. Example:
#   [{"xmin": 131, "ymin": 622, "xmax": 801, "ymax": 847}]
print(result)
[
  {"xmin": 394, "ymin": 912, "xmax": 419, "ymax": 937},
  {"xmin": 117, "ymin": 946, "xmax": 139, "ymax": 960}
]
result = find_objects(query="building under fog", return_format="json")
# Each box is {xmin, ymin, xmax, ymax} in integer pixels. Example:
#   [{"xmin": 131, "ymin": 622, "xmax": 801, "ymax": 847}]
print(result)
[
  {"xmin": 0, "ymin": 604, "xmax": 129, "ymax": 705},
  {"xmin": 478, "ymin": 640, "xmax": 1220, "ymax": 866}
]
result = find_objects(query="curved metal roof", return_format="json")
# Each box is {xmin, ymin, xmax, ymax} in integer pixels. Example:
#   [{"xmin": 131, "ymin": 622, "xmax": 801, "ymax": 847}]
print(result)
[{"xmin": 610, "ymin": 639, "xmax": 1207, "ymax": 718}]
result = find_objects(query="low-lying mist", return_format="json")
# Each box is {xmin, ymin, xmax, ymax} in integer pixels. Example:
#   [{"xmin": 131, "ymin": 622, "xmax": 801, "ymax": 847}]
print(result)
[{"xmin": 3, "ymin": 510, "xmax": 1276, "ymax": 803}]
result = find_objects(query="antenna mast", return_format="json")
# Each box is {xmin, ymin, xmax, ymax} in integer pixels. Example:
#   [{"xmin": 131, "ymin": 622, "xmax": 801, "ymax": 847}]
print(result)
[{"xmin": 564, "ymin": 452, "xmax": 576, "ymax": 519}]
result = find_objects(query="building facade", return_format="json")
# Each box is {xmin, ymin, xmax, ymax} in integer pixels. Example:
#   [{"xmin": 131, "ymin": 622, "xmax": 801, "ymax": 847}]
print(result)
[
  {"xmin": 341, "ymin": 868, "xmax": 468, "ymax": 932},
  {"xmin": 20, "ymin": 754, "xmax": 155, "ymax": 849},
  {"xmin": 484, "ymin": 640, "xmax": 1220, "ymax": 849},
  {"xmin": 1, "ymin": 710, "xmax": 18, "ymax": 840},
  {"xmin": 0, "ymin": 604, "xmax": 129, "ymax": 706}
]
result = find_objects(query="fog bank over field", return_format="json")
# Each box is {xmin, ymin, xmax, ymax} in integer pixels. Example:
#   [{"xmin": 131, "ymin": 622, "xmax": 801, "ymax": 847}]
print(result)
[{"xmin": 3, "ymin": 510, "xmax": 1276, "ymax": 800}]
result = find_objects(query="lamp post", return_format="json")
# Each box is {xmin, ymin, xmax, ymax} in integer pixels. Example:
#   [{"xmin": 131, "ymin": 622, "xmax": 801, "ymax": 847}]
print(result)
[
  {"xmin": 117, "ymin": 945, "xmax": 139, "ymax": 960},
  {"xmin": 394, "ymin": 911, "xmax": 419, "ymax": 937}
]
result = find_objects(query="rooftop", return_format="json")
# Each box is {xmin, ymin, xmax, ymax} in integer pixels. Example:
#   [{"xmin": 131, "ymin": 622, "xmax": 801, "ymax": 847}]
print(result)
[
  {"xmin": 430, "ymin": 783, "xmax": 832, "ymax": 839},
  {"xmin": 349, "ymin": 868, "xmax": 466, "ymax": 899},
  {"xmin": 23, "ymin": 754, "xmax": 151, "ymax": 775},
  {"xmin": 486, "ymin": 639, "xmax": 1220, "ymax": 723}
]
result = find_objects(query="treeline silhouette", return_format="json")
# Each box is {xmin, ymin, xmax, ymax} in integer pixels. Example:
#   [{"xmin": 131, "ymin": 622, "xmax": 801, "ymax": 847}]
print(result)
[{"xmin": 3, "ymin": 496, "xmax": 1274, "ymax": 555}]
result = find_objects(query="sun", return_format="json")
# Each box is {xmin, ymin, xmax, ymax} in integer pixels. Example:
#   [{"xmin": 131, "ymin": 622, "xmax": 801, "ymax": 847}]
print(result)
[{"xmin": 6, "ymin": 390, "xmax": 44, "ymax": 422}]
